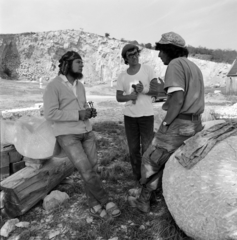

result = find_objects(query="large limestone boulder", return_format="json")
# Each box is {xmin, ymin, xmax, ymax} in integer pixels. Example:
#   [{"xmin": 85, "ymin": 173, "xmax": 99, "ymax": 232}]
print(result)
[
  {"xmin": 1, "ymin": 116, "xmax": 59, "ymax": 159},
  {"xmin": 163, "ymin": 121, "xmax": 237, "ymax": 240}
]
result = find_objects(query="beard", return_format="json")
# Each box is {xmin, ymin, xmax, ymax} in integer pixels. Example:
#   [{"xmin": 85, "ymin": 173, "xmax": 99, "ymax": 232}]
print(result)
[
  {"xmin": 67, "ymin": 66, "xmax": 83, "ymax": 80},
  {"xmin": 70, "ymin": 71, "xmax": 83, "ymax": 80}
]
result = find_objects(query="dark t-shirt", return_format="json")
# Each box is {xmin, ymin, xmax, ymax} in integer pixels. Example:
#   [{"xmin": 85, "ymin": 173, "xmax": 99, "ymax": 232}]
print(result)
[{"xmin": 164, "ymin": 57, "xmax": 205, "ymax": 115}]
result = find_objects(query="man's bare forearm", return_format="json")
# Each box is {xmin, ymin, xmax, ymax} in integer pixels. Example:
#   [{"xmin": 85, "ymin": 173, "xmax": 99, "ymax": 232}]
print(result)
[
  {"xmin": 163, "ymin": 91, "xmax": 184, "ymax": 125},
  {"xmin": 164, "ymin": 103, "xmax": 182, "ymax": 124}
]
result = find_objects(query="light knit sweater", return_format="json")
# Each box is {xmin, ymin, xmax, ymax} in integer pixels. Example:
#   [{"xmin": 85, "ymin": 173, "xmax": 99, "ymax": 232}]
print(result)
[{"xmin": 43, "ymin": 75, "xmax": 92, "ymax": 136}]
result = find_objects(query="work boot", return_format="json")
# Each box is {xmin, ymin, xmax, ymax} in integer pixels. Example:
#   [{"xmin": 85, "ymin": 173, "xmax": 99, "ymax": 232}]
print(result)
[{"xmin": 128, "ymin": 186, "xmax": 152, "ymax": 213}]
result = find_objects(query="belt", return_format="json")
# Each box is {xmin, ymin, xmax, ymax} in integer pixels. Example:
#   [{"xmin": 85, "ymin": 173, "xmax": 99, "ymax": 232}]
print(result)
[{"xmin": 177, "ymin": 113, "xmax": 200, "ymax": 121}]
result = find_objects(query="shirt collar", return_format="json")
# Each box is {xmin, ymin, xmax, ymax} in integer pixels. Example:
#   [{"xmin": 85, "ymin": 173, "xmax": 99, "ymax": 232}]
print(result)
[{"xmin": 59, "ymin": 74, "xmax": 78, "ymax": 85}]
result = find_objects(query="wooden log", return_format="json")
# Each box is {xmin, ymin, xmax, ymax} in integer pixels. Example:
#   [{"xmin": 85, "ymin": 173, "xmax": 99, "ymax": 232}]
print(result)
[{"xmin": 0, "ymin": 155, "xmax": 74, "ymax": 217}]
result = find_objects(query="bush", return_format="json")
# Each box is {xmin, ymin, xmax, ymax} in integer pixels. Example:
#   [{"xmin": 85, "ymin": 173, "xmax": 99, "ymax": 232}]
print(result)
[
  {"xmin": 145, "ymin": 43, "xmax": 152, "ymax": 49},
  {"xmin": 187, "ymin": 45, "xmax": 237, "ymax": 64}
]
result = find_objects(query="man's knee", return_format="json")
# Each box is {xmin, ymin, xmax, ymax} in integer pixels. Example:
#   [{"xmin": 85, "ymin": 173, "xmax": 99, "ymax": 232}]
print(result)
[{"xmin": 81, "ymin": 168, "xmax": 96, "ymax": 182}]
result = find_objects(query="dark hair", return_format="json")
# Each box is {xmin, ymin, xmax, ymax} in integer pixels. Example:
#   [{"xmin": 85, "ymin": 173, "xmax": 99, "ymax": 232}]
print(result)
[
  {"xmin": 155, "ymin": 43, "xmax": 189, "ymax": 60},
  {"xmin": 123, "ymin": 47, "xmax": 141, "ymax": 65},
  {"xmin": 58, "ymin": 60, "xmax": 73, "ymax": 75},
  {"xmin": 58, "ymin": 51, "xmax": 82, "ymax": 75}
]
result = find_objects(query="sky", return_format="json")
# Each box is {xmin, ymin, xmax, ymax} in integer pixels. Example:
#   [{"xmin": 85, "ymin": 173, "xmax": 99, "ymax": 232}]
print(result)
[{"xmin": 0, "ymin": 0, "xmax": 237, "ymax": 50}]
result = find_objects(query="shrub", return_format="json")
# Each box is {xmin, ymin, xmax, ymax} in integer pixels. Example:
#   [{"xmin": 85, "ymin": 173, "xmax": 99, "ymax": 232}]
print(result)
[{"xmin": 105, "ymin": 33, "xmax": 110, "ymax": 38}]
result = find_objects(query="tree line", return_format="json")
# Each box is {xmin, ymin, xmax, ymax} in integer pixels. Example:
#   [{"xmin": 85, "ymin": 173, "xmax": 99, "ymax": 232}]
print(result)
[
  {"xmin": 142, "ymin": 43, "xmax": 237, "ymax": 64},
  {"xmin": 186, "ymin": 46, "xmax": 237, "ymax": 64},
  {"xmin": 114, "ymin": 34, "xmax": 237, "ymax": 64}
]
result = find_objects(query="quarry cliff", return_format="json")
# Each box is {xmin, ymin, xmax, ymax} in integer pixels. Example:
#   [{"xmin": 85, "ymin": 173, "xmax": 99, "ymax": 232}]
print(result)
[{"xmin": 0, "ymin": 29, "xmax": 231, "ymax": 86}]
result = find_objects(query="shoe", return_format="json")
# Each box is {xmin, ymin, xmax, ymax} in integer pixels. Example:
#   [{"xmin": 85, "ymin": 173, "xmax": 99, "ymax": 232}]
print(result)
[
  {"xmin": 128, "ymin": 187, "xmax": 151, "ymax": 213},
  {"xmin": 90, "ymin": 204, "xmax": 107, "ymax": 219},
  {"xmin": 105, "ymin": 202, "xmax": 121, "ymax": 218},
  {"xmin": 128, "ymin": 188, "xmax": 141, "ymax": 198}
]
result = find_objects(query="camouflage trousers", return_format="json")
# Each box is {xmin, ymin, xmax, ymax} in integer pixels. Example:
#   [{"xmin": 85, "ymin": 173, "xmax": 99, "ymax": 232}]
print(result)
[{"xmin": 140, "ymin": 118, "xmax": 203, "ymax": 191}]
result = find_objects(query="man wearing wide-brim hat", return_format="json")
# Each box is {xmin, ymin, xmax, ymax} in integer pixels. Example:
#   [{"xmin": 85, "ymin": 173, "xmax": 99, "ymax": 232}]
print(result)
[{"xmin": 128, "ymin": 32, "xmax": 205, "ymax": 213}]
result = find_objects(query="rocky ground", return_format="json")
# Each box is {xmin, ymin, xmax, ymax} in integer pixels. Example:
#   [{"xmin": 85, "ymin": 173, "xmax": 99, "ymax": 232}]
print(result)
[{"xmin": 0, "ymin": 79, "xmax": 237, "ymax": 240}]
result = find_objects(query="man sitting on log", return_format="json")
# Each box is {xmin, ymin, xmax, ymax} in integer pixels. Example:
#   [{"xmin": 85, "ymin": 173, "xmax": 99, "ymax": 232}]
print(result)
[
  {"xmin": 43, "ymin": 51, "xmax": 121, "ymax": 219},
  {"xmin": 128, "ymin": 32, "xmax": 205, "ymax": 213}
]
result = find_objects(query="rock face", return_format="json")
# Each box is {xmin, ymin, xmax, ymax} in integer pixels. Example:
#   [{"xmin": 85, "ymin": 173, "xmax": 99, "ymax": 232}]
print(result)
[
  {"xmin": 0, "ymin": 30, "xmax": 230, "ymax": 86},
  {"xmin": 0, "ymin": 30, "xmax": 165, "ymax": 84},
  {"xmin": 163, "ymin": 122, "xmax": 237, "ymax": 240}
]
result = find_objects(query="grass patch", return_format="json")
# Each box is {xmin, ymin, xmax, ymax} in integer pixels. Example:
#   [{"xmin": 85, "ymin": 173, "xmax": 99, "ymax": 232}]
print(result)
[{"xmin": 100, "ymin": 161, "xmax": 131, "ymax": 182}]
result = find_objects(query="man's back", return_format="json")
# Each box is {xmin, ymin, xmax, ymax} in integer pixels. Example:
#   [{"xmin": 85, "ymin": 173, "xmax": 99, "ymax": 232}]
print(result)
[{"xmin": 164, "ymin": 57, "xmax": 205, "ymax": 115}]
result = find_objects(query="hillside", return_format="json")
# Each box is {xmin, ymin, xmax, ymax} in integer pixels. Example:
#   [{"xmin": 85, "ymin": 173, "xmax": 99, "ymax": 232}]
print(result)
[{"xmin": 0, "ymin": 29, "xmax": 231, "ymax": 87}]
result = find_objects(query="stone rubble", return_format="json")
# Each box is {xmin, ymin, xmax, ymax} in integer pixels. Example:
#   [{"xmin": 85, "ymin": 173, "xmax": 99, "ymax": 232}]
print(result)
[
  {"xmin": 43, "ymin": 190, "xmax": 70, "ymax": 212},
  {"xmin": 0, "ymin": 218, "xmax": 19, "ymax": 237}
]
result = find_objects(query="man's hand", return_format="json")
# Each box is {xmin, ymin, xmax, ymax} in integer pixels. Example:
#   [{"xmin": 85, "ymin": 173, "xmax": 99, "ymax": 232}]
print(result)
[
  {"xmin": 159, "ymin": 122, "xmax": 169, "ymax": 134},
  {"xmin": 157, "ymin": 77, "xmax": 165, "ymax": 93},
  {"xmin": 130, "ymin": 91, "xmax": 138, "ymax": 100},
  {"xmin": 91, "ymin": 108, "xmax": 97, "ymax": 118},
  {"xmin": 149, "ymin": 79, "xmax": 159, "ymax": 92},
  {"xmin": 135, "ymin": 81, "xmax": 144, "ymax": 93},
  {"xmin": 130, "ymin": 91, "xmax": 138, "ymax": 104},
  {"xmin": 79, "ymin": 109, "xmax": 91, "ymax": 121}
]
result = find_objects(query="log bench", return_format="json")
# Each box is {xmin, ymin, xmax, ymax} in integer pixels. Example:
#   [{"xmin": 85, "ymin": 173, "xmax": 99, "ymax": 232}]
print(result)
[{"xmin": 0, "ymin": 155, "xmax": 74, "ymax": 218}]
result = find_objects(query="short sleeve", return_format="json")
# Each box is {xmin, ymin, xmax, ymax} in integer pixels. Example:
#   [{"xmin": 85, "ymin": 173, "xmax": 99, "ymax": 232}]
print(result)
[
  {"xmin": 116, "ymin": 72, "xmax": 124, "ymax": 91},
  {"xmin": 164, "ymin": 59, "xmax": 185, "ymax": 91},
  {"xmin": 167, "ymin": 86, "xmax": 184, "ymax": 94}
]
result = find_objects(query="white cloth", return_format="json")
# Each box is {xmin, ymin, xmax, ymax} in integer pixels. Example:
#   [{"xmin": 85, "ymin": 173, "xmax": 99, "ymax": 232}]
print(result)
[{"xmin": 116, "ymin": 64, "xmax": 156, "ymax": 117}]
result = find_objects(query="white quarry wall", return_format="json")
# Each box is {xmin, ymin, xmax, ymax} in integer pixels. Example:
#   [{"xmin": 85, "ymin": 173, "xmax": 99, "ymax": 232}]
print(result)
[{"xmin": 0, "ymin": 30, "xmax": 230, "ymax": 87}]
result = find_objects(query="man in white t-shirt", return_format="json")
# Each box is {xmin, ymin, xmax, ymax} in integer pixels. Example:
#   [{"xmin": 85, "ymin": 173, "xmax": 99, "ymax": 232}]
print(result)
[{"xmin": 116, "ymin": 44, "xmax": 160, "ymax": 182}]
